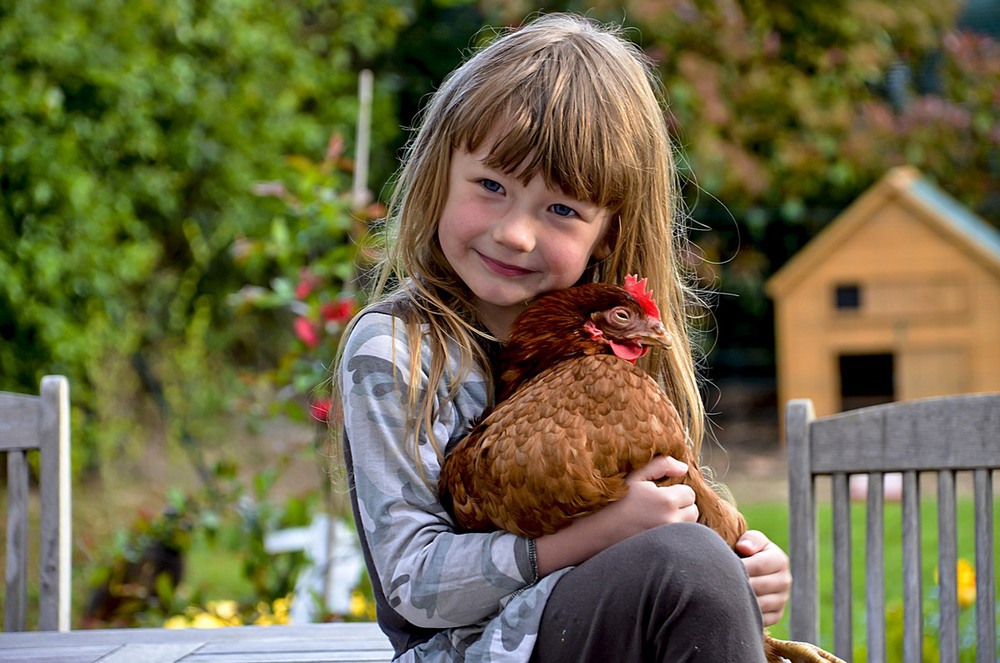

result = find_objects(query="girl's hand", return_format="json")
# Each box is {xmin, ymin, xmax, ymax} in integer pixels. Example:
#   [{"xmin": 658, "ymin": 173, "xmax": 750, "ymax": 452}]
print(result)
[
  {"xmin": 735, "ymin": 530, "xmax": 791, "ymax": 626},
  {"xmin": 534, "ymin": 455, "xmax": 696, "ymax": 576},
  {"xmin": 610, "ymin": 455, "xmax": 700, "ymax": 533}
]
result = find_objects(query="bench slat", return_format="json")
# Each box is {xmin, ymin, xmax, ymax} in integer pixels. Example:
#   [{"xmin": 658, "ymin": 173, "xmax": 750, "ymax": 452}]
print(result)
[
  {"xmin": 901, "ymin": 471, "xmax": 922, "ymax": 663},
  {"xmin": 974, "ymin": 469, "xmax": 995, "ymax": 663},
  {"xmin": 0, "ymin": 645, "xmax": 118, "ymax": 663},
  {"xmin": 937, "ymin": 470, "xmax": 958, "ymax": 663},
  {"xmin": 810, "ymin": 395, "xmax": 1000, "ymax": 473},
  {"xmin": 5, "ymin": 449, "xmax": 29, "ymax": 632},
  {"xmin": 865, "ymin": 471, "xmax": 886, "ymax": 663},
  {"xmin": 831, "ymin": 472, "xmax": 852, "ymax": 658}
]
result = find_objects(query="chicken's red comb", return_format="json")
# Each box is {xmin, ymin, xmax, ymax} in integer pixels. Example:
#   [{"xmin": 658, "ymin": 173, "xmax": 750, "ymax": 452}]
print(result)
[{"xmin": 624, "ymin": 274, "xmax": 661, "ymax": 320}]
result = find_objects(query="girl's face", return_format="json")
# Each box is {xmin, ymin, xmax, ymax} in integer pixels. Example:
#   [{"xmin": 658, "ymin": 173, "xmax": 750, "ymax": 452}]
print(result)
[{"xmin": 438, "ymin": 145, "xmax": 612, "ymax": 337}]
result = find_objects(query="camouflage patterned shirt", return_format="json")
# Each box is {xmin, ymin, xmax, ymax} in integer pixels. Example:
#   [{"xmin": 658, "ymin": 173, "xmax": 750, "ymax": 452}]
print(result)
[{"xmin": 339, "ymin": 310, "xmax": 570, "ymax": 662}]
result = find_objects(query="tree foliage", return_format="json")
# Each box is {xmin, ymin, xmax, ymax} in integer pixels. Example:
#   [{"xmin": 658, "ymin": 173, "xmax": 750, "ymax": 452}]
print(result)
[
  {"xmin": 0, "ymin": 0, "xmax": 416, "ymax": 465},
  {"xmin": 620, "ymin": 0, "xmax": 996, "ymax": 214}
]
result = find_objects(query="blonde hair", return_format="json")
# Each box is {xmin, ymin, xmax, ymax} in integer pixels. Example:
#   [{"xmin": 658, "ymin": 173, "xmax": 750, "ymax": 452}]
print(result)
[{"xmin": 353, "ymin": 13, "xmax": 707, "ymax": 465}]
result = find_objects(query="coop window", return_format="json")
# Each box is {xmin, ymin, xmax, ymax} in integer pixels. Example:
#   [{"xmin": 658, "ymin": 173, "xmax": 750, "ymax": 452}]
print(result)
[{"xmin": 835, "ymin": 284, "xmax": 861, "ymax": 310}]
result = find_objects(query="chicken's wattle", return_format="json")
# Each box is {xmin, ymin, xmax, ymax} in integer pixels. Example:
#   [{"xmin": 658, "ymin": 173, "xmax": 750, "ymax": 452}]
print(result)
[{"xmin": 609, "ymin": 340, "xmax": 647, "ymax": 363}]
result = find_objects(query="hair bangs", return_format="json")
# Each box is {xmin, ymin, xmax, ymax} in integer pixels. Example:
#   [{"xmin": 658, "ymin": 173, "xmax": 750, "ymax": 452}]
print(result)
[{"xmin": 449, "ymin": 40, "xmax": 640, "ymax": 212}]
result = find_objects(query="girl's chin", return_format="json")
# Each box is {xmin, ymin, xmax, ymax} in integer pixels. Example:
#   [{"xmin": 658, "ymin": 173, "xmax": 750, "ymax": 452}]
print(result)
[
  {"xmin": 472, "ymin": 291, "xmax": 534, "ymax": 323},
  {"xmin": 475, "ymin": 292, "xmax": 532, "ymax": 310},
  {"xmin": 464, "ymin": 275, "xmax": 534, "ymax": 305}
]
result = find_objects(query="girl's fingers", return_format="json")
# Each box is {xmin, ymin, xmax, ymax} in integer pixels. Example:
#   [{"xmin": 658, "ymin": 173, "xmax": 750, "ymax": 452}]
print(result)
[
  {"xmin": 748, "ymin": 571, "xmax": 791, "ymax": 600},
  {"xmin": 662, "ymin": 484, "xmax": 698, "ymax": 522},
  {"xmin": 750, "ymin": 573, "xmax": 789, "ymax": 626},
  {"xmin": 760, "ymin": 607, "xmax": 786, "ymax": 628},
  {"xmin": 626, "ymin": 455, "xmax": 688, "ymax": 483},
  {"xmin": 663, "ymin": 484, "xmax": 696, "ymax": 508},
  {"xmin": 734, "ymin": 529, "xmax": 768, "ymax": 557}
]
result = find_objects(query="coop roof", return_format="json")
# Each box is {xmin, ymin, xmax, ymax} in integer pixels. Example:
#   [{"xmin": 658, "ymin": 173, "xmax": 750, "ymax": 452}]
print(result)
[{"xmin": 766, "ymin": 166, "xmax": 1000, "ymax": 298}]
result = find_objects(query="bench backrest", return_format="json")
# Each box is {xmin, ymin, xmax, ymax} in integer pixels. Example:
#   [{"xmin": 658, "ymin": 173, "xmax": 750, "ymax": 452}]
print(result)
[
  {"xmin": 0, "ymin": 376, "xmax": 71, "ymax": 631},
  {"xmin": 786, "ymin": 393, "xmax": 998, "ymax": 662}
]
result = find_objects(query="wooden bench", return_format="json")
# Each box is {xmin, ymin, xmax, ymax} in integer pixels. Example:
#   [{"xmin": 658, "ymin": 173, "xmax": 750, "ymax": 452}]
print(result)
[
  {"xmin": 786, "ymin": 394, "xmax": 998, "ymax": 663},
  {"xmin": 0, "ymin": 622, "xmax": 394, "ymax": 662},
  {"xmin": 1, "ymin": 375, "xmax": 71, "ymax": 632}
]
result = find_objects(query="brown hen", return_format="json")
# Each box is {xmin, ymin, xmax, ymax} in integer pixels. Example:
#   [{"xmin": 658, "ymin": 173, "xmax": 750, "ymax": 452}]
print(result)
[{"xmin": 439, "ymin": 276, "xmax": 843, "ymax": 663}]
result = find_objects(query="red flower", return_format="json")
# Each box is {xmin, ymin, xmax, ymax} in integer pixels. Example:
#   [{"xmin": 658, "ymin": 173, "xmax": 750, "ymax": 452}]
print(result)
[
  {"xmin": 309, "ymin": 398, "xmax": 332, "ymax": 423},
  {"xmin": 294, "ymin": 317, "xmax": 320, "ymax": 348},
  {"xmin": 321, "ymin": 299, "xmax": 355, "ymax": 323},
  {"xmin": 295, "ymin": 269, "xmax": 321, "ymax": 300}
]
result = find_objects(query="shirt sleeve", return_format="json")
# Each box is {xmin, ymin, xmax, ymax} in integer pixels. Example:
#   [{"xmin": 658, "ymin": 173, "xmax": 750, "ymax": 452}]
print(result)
[{"xmin": 339, "ymin": 312, "xmax": 535, "ymax": 629}]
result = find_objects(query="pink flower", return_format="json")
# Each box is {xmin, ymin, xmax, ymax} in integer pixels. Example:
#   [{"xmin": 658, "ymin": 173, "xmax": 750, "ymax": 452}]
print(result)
[
  {"xmin": 230, "ymin": 237, "xmax": 261, "ymax": 264},
  {"xmin": 294, "ymin": 317, "xmax": 320, "ymax": 348},
  {"xmin": 309, "ymin": 398, "xmax": 332, "ymax": 423},
  {"xmin": 321, "ymin": 299, "xmax": 355, "ymax": 323}
]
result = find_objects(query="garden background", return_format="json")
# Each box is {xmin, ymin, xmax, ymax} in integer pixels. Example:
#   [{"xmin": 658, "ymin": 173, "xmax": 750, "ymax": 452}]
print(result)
[{"xmin": 1, "ymin": 0, "xmax": 998, "ymax": 656}]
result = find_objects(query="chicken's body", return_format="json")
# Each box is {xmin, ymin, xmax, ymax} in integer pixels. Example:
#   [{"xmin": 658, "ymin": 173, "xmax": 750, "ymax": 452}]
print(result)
[
  {"xmin": 439, "ymin": 277, "xmax": 843, "ymax": 663},
  {"xmin": 444, "ymin": 352, "xmax": 744, "ymax": 544}
]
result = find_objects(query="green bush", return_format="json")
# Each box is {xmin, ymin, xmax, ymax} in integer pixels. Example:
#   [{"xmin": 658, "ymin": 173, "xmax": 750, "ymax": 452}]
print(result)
[{"xmin": 0, "ymin": 0, "xmax": 413, "ymax": 467}]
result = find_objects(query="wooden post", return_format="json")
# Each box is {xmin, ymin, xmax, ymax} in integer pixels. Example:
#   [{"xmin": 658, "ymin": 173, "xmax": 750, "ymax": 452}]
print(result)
[{"xmin": 351, "ymin": 69, "xmax": 373, "ymax": 210}]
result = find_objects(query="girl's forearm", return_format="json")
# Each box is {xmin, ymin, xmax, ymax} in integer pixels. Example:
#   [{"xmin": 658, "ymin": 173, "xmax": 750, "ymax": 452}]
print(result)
[
  {"xmin": 533, "ymin": 467, "xmax": 698, "ymax": 577},
  {"xmin": 534, "ymin": 509, "xmax": 621, "ymax": 577}
]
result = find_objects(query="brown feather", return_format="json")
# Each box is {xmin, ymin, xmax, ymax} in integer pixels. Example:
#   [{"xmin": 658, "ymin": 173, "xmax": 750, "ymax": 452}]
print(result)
[{"xmin": 441, "ymin": 353, "xmax": 746, "ymax": 542}]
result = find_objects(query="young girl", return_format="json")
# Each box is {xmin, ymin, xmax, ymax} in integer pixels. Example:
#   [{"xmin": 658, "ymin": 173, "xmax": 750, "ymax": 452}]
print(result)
[{"xmin": 337, "ymin": 13, "xmax": 790, "ymax": 662}]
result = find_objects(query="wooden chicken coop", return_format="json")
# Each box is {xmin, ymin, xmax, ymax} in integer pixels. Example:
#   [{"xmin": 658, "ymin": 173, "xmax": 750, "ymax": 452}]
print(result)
[{"xmin": 766, "ymin": 166, "xmax": 1000, "ymax": 419}]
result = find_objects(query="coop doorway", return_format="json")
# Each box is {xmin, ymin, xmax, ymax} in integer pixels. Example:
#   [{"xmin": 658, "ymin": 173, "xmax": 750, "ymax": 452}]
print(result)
[{"xmin": 839, "ymin": 353, "xmax": 895, "ymax": 412}]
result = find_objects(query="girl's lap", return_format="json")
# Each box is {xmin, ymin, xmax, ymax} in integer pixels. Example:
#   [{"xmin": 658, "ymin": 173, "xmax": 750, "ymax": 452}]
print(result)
[{"xmin": 532, "ymin": 523, "xmax": 767, "ymax": 663}]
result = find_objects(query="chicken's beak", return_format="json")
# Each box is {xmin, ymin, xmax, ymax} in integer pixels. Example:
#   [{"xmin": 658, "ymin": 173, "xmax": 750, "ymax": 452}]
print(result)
[{"xmin": 638, "ymin": 318, "xmax": 673, "ymax": 351}]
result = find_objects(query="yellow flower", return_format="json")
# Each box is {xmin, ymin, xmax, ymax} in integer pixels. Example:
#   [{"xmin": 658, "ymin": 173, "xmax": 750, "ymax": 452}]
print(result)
[
  {"xmin": 249, "ymin": 596, "xmax": 291, "ymax": 625},
  {"xmin": 207, "ymin": 599, "xmax": 241, "ymax": 624},
  {"xmin": 272, "ymin": 596, "xmax": 291, "ymax": 622},
  {"xmin": 937, "ymin": 559, "xmax": 977, "ymax": 609},
  {"xmin": 163, "ymin": 615, "xmax": 190, "ymax": 629},
  {"xmin": 164, "ymin": 597, "xmax": 294, "ymax": 629},
  {"xmin": 957, "ymin": 559, "xmax": 976, "ymax": 609},
  {"xmin": 350, "ymin": 590, "xmax": 368, "ymax": 618},
  {"xmin": 190, "ymin": 612, "xmax": 228, "ymax": 629}
]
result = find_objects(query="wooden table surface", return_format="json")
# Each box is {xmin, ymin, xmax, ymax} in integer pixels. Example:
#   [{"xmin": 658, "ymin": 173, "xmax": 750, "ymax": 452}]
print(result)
[{"xmin": 0, "ymin": 622, "xmax": 394, "ymax": 662}]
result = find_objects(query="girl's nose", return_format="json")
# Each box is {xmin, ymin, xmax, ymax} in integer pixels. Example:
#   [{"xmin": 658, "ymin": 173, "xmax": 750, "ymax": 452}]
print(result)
[{"xmin": 492, "ymin": 214, "xmax": 535, "ymax": 253}]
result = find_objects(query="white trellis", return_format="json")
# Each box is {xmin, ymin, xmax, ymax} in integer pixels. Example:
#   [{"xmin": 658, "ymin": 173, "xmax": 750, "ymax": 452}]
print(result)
[{"xmin": 264, "ymin": 515, "xmax": 364, "ymax": 623}]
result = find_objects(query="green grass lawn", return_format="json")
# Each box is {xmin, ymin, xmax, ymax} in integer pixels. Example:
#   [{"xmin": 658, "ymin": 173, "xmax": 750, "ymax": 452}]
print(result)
[{"xmin": 741, "ymin": 495, "xmax": 1000, "ymax": 661}]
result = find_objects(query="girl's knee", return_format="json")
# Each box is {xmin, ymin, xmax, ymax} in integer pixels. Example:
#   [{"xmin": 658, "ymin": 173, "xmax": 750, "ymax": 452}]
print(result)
[
  {"xmin": 639, "ymin": 522, "xmax": 739, "ymax": 568},
  {"xmin": 635, "ymin": 523, "xmax": 753, "ymax": 607}
]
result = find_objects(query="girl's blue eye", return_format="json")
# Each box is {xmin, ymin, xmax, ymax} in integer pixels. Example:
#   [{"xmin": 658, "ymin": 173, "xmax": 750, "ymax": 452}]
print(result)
[
  {"xmin": 550, "ymin": 203, "xmax": 576, "ymax": 217},
  {"xmin": 481, "ymin": 179, "xmax": 503, "ymax": 193}
]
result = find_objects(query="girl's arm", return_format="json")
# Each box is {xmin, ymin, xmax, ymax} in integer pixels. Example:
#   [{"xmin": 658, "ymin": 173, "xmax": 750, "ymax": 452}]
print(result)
[
  {"xmin": 341, "ymin": 313, "xmax": 534, "ymax": 629},
  {"xmin": 535, "ymin": 455, "xmax": 698, "ymax": 576}
]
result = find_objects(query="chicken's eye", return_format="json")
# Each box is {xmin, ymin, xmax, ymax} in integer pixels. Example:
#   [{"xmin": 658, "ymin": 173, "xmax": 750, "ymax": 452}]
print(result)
[{"xmin": 611, "ymin": 308, "xmax": 631, "ymax": 323}]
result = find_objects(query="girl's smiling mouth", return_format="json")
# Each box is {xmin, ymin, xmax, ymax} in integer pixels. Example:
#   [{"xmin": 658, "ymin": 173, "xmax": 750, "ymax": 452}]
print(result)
[{"xmin": 476, "ymin": 251, "xmax": 536, "ymax": 277}]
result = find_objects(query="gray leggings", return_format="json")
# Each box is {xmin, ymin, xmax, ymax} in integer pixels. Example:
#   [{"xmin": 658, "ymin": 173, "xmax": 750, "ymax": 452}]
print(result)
[{"xmin": 530, "ymin": 522, "xmax": 767, "ymax": 662}]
